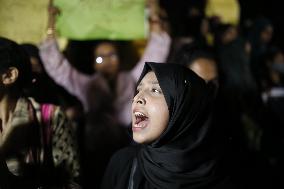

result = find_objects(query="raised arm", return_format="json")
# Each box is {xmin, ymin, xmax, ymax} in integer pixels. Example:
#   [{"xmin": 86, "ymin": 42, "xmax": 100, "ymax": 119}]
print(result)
[
  {"xmin": 39, "ymin": 2, "xmax": 91, "ymax": 110},
  {"xmin": 130, "ymin": 0, "xmax": 171, "ymax": 81}
]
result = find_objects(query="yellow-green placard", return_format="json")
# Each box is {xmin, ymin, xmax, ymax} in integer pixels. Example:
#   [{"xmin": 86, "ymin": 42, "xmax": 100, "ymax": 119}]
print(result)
[
  {"xmin": 0, "ymin": 0, "xmax": 49, "ymax": 44},
  {"xmin": 205, "ymin": 0, "xmax": 240, "ymax": 25},
  {"xmin": 54, "ymin": 0, "xmax": 146, "ymax": 40}
]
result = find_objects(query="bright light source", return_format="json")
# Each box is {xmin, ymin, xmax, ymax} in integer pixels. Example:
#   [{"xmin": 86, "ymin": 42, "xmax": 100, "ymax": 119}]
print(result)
[{"xmin": 96, "ymin": 57, "xmax": 103, "ymax": 64}]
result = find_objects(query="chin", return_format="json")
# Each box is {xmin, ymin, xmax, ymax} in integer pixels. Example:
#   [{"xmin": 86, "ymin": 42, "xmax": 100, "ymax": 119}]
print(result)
[
  {"xmin": 133, "ymin": 136, "xmax": 144, "ymax": 144},
  {"xmin": 133, "ymin": 134, "xmax": 148, "ymax": 144},
  {"xmin": 133, "ymin": 135, "xmax": 154, "ymax": 144}
]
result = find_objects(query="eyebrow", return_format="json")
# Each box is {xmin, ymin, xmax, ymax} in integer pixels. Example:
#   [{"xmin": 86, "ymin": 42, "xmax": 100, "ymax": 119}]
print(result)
[
  {"xmin": 138, "ymin": 80, "xmax": 159, "ymax": 87},
  {"xmin": 151, "ymin": 81, "xmax": 159, "ymax": 85}
]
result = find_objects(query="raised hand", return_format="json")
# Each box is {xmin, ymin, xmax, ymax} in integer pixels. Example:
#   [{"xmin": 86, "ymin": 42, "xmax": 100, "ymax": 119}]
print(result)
[
  {"xmin": 146, "ymin": 0, "xmax": 169, "ymax": 34},
  {"xmin": 47, "ymin": 0, "xmax": 60, "ymax": 38}
]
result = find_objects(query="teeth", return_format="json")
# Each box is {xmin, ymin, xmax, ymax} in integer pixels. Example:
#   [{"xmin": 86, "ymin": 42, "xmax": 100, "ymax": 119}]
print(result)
[
  {"xmin": 134, "ymin": 112, "xmax": 145, "ymax": 117},
  {"xmin": 133, "ymin": 111, "xmax": 148, "ymax": 129},
  {"xmin": 134, "ymin": 124, "xmax": 144, "ymax": 128}
]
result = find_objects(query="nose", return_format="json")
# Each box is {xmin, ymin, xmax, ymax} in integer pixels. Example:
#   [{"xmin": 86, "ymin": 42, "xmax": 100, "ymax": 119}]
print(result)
[{"xmin": 133, "ymin": 94, "xmax": 146, "ymax": 105}]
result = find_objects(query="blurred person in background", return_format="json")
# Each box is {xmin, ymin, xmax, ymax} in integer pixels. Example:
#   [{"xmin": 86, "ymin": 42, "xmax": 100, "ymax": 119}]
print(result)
[
  {"xmin": 21, "ymin": 43, "xmax": 84, "ymax": 126},
  {"xmin": 39, "ymin": 1, "xmax": 171, "ymax": 188},
  {"xmin": 215, "ymin": 24, "xmax": 270, "ymax": 188},
  {"xmin": 248, "ymin": 17, "xmax": 274, "ymax": 90},
  {"xmin": 40, "ymin": 0, "xmax": 171, "ymax": 128},
  {"xmin": 20, "ymin": 43, "xmax": 84, "ymax": 122},
  {"xmin": 172, "ymin": 43, "xmax": 218, "ymax": 83},
  {"xmin": 260, "ymin": 48, "xmax": 284, "ymax": 189},
  {"xmin": 0, "ymin": 37, "xmax": 80, "ymax": 189}
]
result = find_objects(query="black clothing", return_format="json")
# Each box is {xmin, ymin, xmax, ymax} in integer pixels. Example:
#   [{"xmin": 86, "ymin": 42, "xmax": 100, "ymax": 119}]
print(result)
[{"xmin": 102, "ymin": 62, "xmax": 235, "ymax": 189}]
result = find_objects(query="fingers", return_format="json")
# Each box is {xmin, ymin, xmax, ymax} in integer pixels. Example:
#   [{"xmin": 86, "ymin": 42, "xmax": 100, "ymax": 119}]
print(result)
[
  {"xmin": 147, "ymin": 0, "xmax": 160, "ymax": 21},
  {"xmin": 48, "ymin": 4, "xmax": 60, "ymax": 16},
  {"xmin": 47, "ymin": 0, "xmax": 60, "ymax": 38}
]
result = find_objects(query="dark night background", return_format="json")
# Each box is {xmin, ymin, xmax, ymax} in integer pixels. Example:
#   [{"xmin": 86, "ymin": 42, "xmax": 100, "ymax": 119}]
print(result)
[{"xmin": 160, "ymin": 0, "xmax": 284, "ymax": 49}]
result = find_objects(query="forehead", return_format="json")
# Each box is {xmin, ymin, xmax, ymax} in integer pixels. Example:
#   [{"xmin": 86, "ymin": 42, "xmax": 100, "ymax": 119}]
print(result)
[
  {"xmin": 264, "ymin": 25, "xmax": 273, "ymax": 32},
  {"xmin": 190, "ymin": 58, "xmax": 216, "ymax": 71},
  {"xmin": 139, "ymin": 71, "xmax": 158, "ymax": 85},
  {"xmin": 189, "ymin": 58, "xmax": 217, "ymax": 81},
  {"xmin": 94, "ymin": 42, "xmax": 117, "ymax": 54},
  {"xmin": 274, "ymin": 52, "xmax": 284, "ymax": 61}
]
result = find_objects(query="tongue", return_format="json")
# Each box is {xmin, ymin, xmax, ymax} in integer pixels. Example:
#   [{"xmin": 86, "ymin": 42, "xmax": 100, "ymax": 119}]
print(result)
[
  {"xmin": 135, "ymin": 116, "xmax": 148, "ymax": 124},
  {"xmin": 135, "ymin": 117, "xmax": 143, "ymax": 124}
]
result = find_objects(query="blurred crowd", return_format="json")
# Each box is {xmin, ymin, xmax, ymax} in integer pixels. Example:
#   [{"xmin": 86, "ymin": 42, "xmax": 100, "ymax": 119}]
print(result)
[{"xmin": 1, "ymin": 0, "xmax": 284, "ymax": 188}]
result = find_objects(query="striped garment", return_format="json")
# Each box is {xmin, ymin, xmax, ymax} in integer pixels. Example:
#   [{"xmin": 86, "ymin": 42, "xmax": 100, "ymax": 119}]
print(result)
[{"xmin": 2, "ymin": 97, "xmax": 80, "ymax": 186}]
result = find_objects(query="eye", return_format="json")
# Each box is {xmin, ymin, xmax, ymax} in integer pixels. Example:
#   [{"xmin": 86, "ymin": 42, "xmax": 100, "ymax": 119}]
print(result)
[
  {"xmin": 151, "ymin": 88, "xmax": 162, "ymax": 94},
  {"xmin": 109, "ymin": 53, "xmax": 118, "ymax": 60}
]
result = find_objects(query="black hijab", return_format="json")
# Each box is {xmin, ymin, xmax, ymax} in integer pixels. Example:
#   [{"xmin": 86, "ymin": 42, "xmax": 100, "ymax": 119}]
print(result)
[{"xmin": 134, "ymin": 62, "xmax": 228, "ymax": 189}]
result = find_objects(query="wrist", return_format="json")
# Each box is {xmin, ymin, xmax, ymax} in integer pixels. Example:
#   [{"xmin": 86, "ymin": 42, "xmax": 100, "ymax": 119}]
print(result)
[{"xmin": 46, "ymin": 27, "xmax": 55, "ymax": 37}]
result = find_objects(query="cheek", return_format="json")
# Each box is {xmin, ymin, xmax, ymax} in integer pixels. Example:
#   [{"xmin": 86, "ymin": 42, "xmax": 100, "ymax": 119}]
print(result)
[
  {"xmin": 112, "ymin": 58, "xmax": 119, "ymax": 65},
  {"xmin": 150, "ymin": 102, "xmax": 169, "ymax": 121},
  {"xmin": 94, "ymin": 63, "xmax": 104, "ymax": 71},
  {"xmin": 148, "ymin": 101, "xmax": 169, "ymax": 136},
  {"xmin": 132, "ymin": 99, "xmax": 169, "ymax": 144},
  {"xmin": 110, "ymin": 60, "xmax": 120, "ymax": 71}
]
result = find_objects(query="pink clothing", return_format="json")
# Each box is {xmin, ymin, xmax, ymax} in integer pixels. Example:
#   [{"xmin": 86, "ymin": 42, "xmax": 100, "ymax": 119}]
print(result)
[{"xmin": 39, "ymin": 32, "xmax": 171, "ymax": 126}]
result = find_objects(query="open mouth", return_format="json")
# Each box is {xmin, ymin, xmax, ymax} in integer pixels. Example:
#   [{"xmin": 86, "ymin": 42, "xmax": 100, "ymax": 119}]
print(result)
[{"xmin": 133, "ymin": 112, "xmax": 149, "ymax": 130}]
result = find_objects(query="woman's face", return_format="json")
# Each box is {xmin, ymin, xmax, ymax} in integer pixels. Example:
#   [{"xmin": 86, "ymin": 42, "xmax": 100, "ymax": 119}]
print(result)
[
  {"xmin": 132, "ymin": 71, "xmax": 169, "ymax": 144},
  {"xmin": 222, "ymin": 26, "xmax": 238, "ymax": 44},
  {"xmin": 261, "ymin": 25, "xmax": 273, "ymax": 44},
  {"xmin": 93, "ymin": 42, "xmax": 120, "ymax": 78},
  {"xmin": 30, "ymin": 57, "xmax": 43, "ymax": 74}
]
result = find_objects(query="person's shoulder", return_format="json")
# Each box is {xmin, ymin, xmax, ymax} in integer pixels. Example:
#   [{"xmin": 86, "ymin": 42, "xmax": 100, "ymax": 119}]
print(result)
[
  {"xmin": 110, "ymin": 146, "xmax": 137, "ymax": 164},
  {"xmin": 28, "ymin": 97, "xmax": 62, "ymax": 116},
  {"xmin": 106, "ymin": 146, "xmax": 138, "ymax": 174},
  {"xmin": 102, "ymin": 146, "xmax": 138, "ymax": 188}
]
